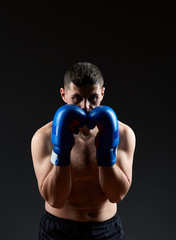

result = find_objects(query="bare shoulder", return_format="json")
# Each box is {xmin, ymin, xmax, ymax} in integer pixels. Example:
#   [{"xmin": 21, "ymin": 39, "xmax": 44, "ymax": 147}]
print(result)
[
  {"xmin": 31, "ymin": 121, "xmax": 53, "ymax": 161},
  {"xmin": 31, "ymin": 122, "xmax": 53, "ymax": 188},
  {"xmin": 118, "ymin": 121, "xmax": 136, "ymax": 152},
  {"xmin": 32, "ymin": 121, "xmax": 52, "ymax": 144}
]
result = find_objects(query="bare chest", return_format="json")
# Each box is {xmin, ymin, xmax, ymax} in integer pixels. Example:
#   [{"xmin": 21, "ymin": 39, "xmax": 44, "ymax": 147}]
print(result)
[
  {"xmin": 68, "ymin": 135, "xmax": 106, "ymax": 205},
  {"xmin": 70, "ymin": 136, "xmax": 98, "ymax": 179}
]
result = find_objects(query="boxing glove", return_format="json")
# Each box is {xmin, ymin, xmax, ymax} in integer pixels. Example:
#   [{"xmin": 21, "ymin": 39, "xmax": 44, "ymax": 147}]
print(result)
[
  {"xmin": 87, "ymin": 105, "xmax": 119, "ymax": 166},
  {"xmin": 51, "ymin": 104, "xmax": 86, "ymax": 166}
]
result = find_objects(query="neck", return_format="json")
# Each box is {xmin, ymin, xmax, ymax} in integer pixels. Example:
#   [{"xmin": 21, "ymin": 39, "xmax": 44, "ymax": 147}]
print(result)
[
  {"xmin": 79, "ymin": 125, "xmax": 91, "ymax": 136},
  {"xmin": 78, "ymin": 125, "xmax": 98, "ymax": 140}
]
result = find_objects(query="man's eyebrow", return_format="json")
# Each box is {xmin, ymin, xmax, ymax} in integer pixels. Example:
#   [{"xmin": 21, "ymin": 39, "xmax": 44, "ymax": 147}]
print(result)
[
  {"xmin": 71, "ymin": 93, "xmax": 98, "ymax": 98},
  {"xmin": 89, "ymin": 93, "xmax": 99, "ymax": 97},
  {"xmin": 72, "ymin": 93, "xmax": 82, "ymax": 97}
]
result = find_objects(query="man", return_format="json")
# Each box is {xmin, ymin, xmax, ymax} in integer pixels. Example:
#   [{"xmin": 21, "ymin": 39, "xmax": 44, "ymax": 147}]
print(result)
[{"xmin": 31, "ymin": 62, "xmax": 136, "ymax": 239}]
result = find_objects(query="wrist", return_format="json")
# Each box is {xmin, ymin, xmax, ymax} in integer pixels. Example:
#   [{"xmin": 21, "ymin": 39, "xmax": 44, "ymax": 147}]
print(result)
[
  {"xmin": 96, "ymin": 146, "xmax": 118, "ymax": 166},
  {"xmin": 51, "ymin": 148, "xmax": 71, "ymax": 166}
]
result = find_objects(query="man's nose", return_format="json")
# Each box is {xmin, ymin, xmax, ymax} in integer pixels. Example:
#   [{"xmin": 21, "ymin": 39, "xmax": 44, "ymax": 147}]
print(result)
[{"xmin": 80, "ymin": 99, "xmax": 90, "ymax": 111}]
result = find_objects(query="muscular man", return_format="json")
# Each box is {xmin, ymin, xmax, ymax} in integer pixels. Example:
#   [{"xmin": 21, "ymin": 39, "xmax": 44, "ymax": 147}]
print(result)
[{"xmin": 31, "ymin": 62, "xmax": 136, "ymax": 240}]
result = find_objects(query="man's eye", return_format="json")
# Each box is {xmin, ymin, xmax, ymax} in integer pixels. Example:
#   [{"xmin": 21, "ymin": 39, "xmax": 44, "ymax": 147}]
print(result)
[
  {"xmin": 73, "ymin": 96, "xmax": 82, "ymax": 102},
  {"xmin": 88, "ymin": 96, "xmax": 98, "ymax": 103}
]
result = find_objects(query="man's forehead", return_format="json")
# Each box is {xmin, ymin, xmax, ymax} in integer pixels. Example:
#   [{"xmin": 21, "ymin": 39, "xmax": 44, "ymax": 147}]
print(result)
[{"xmin": 67, "ymin": 82, "xmax": 101, "ymax": 96}]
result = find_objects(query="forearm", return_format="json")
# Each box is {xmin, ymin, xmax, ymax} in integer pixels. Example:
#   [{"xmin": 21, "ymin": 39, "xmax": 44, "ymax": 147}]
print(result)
[
  {"xmin": 40, "ymin": 165, "xmax": 71, "ymax": 208},
  {"xmin": 99, "ymin": 164, "xmax": 131, "ymax": 203}
]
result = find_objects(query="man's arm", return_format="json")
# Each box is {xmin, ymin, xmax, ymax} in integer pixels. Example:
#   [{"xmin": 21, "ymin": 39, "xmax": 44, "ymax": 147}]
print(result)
[
  {"xmin": 31, "ymin": 105, "xmax": 86, "ymax": 208},
  {"xmin": 31, "ymin": 127, "xmax": 72, "ymax": 208},
  {"xmin": 98, "ymin": 124, "xmax": 136, "ymax": 203}
]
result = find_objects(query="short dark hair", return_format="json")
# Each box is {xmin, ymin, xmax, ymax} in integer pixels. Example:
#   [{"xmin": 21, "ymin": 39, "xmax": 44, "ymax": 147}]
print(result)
[{"xmin": 64, "ymin": 62, "xmax": 104, "ymax": 88}]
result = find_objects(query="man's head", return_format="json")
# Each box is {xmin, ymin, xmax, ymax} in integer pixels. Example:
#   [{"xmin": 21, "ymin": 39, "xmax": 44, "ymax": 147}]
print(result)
[
  {"xmin": 63, "ymin": 62, "xmax": 104, "ymax": 88},
  {"xmin": 60, "ymin": 62, "xmax": 105, "ymax": 112}
]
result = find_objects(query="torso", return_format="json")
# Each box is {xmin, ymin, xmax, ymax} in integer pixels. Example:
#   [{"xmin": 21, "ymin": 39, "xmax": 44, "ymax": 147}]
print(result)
[{"xmin": 44, "ymin": 122, "xmax": 119, "ymax": 222}]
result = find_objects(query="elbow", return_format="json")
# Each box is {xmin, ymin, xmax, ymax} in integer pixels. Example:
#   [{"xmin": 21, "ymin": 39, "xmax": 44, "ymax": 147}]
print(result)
[
  {"xmin": 41, "ymin": 193, "xmax": 65, "ymax": 209},
  {"xmin": 39, "ymin": 187, "xmax": 65, "ymax": 209},
  {"xmin": 108, "ymin": 185, "xmax": 130, "ymax": 203},
  {"xmin": 47, "ymin": 200, "xmax": 64, "ymax": 209},
  {"xmin": 109, "ymin": 193, "xmax": 126, "ymax": 203},
  {"xmin": 41, "ymin": 192, "xmax": 65, "ymax": 209}
]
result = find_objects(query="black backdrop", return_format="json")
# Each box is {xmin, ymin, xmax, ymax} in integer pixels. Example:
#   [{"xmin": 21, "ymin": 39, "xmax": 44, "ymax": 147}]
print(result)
[{"xmin": 0, "ymin": 3, "xmax": 175, "ymax": 239}]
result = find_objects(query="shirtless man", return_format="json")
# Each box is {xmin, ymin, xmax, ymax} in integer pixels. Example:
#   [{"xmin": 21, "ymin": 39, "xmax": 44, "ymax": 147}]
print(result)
[{"xmin": 31, "ymin": 62, "xmax": 136, "ymax": 240}]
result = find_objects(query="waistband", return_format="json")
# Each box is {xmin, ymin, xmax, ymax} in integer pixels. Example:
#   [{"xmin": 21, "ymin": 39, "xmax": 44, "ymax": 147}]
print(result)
[{"xmin": 45, "ymin": 211, "xmax": 120, "ymax": 228}]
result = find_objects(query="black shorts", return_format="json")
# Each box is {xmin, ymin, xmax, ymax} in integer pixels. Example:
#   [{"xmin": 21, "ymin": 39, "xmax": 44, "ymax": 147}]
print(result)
[{"xmin": 39, "ymin": 211, "xmax": 126, "ymax": 240}]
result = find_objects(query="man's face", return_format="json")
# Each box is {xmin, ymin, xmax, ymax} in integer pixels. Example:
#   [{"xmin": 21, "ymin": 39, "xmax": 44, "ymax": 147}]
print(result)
[{"xmin": 60, "ymin": 82, "xmax": 105, "ymax": 112}]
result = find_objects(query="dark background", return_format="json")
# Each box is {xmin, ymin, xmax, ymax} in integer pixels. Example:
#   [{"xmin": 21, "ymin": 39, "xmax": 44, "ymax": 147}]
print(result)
[{"xmin": 0, "ymin": 3, "xmax": 175, "ymax": 239}]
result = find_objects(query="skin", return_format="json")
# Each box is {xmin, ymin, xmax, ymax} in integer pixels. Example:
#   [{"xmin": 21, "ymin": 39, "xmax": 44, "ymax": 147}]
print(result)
[{"xmin": 31, "ymin": 82, "xmax": 136, "ymax": 222}]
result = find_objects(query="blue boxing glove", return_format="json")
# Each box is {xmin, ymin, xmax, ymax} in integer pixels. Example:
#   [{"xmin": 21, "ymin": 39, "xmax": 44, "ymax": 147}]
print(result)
[
  {"xmin": 51, "ymin": 104, "xmax": 86, "ymax": 166},
  {"xmin": 87, "ymin": 106, "xmax": 119, "ymax": 166}
]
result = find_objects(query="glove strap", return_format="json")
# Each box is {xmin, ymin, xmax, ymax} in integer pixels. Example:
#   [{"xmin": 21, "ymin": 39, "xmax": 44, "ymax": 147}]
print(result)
[{"xmin": 51, "ymin": 148, "xmax": 71, "ymax": 166}]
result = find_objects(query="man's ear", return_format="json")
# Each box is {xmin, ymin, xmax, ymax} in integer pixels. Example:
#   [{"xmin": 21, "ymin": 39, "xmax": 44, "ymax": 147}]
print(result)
[
  {"xmin": 60, "ymin": 88, "xmax": 67, "ymax": 103},
  {"xmin": 101, "ymin": 87, "xmax": 105, "ymax": 99}
]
